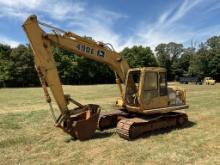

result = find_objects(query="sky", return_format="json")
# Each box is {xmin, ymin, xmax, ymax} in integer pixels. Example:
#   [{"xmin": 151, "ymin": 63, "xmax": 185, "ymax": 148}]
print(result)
[{"xmin": 0, "ymin": 0, "xmax": 220, "ymax": 51}]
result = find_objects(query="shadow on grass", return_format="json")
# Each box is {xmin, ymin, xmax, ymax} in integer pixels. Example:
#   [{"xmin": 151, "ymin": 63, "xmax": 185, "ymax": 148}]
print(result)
[
  {"xmin": 65, "ymin": 131, "xmax": 114, "ymax": 142},
  {"xmin": 65, "ymin": 121, "xmax": 196, "ymax": 142},
  {"xmin": 92, "ymin": 131, "xmax": 114, "ymax": 139},
  {"xmin": 139, "ymin": 120, "xmax": 196, "ymax": 140}
]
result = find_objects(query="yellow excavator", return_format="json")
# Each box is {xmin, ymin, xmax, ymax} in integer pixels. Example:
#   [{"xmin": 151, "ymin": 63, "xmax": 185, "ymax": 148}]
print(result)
[{"xmin": 23, "ymin": 15, "xmax": 189, "ymax": 140}]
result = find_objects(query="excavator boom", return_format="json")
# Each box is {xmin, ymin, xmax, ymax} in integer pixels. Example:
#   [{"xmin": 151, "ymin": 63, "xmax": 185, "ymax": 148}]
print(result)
[
  {"xmin": 22, "ymin": 15, "xmax": 130, "ymax": 140},
  {"xmin": 23, "ymin": 15, "xmax": 130, "ymax": 112}
]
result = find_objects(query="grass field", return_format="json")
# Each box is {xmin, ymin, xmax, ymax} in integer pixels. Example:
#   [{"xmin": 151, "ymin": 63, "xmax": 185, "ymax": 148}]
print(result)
[{"xmin": 0, "ymin": 84, "xmax": 219, "ymax": 165}]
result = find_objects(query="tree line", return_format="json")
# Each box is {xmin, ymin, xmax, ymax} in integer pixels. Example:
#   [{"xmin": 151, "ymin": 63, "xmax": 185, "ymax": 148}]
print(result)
[{"xmin": 0, "ymin": 36, "xmax": 220, "ymax": 87}]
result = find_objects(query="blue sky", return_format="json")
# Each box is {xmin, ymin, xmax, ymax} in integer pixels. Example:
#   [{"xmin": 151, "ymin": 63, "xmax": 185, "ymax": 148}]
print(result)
[{"xmin": 0, "ymin": 0, "xmax": 220, "ymax": 51}]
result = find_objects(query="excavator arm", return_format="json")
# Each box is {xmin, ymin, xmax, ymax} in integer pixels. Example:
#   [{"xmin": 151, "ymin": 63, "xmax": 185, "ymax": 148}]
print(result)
[
  {"xmin": 22, "ymin": 15, "xmax": 129, "ymax": 140},
  {"xmin": 23, "ymin": 15, "xmax": 129, "ymax": 113}
]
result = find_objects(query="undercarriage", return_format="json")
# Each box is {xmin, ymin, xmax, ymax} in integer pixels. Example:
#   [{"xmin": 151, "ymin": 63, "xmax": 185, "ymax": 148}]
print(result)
[{"xmin": 98, "ymin": 109, "xmax": 188, "ymax": 140}]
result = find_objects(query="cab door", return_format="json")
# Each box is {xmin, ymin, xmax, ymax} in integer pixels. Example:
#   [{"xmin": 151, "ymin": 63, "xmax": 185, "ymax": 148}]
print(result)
[
  {"xmin": 140, "ymin": 71, "xmax": 159, "ymax": 110},
  {"xmin": 159, "ymin": 72, "xmax": 169, "ymax": 107}
]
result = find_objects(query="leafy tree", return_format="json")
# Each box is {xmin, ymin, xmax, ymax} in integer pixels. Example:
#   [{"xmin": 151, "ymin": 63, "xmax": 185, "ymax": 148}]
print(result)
[
  {"xmin": 207, "ymin": 36, "xmax": 220, "ymax": 50},
  {"xmin": 120, "ymin": 46, "xmax": 158, "ymax": 68},
  {"xmin": 2, "ymin": 34, "xmax": 220, "ymax": 87},
  {"xmin": 155, "ymin": 44, "xmax": 170, "ymax": 68},
  {"xmin": 0, "ymin": 44, "xmax": 12, "ymax": 87},
  {"xmin": 7, "ymin": 44, "xmax": 38, "ymax": 87},
  {"xmin": 187, "ymin": 37, "xmax": 220, "ymax": 80},
  {"xmin": 53, "ymin": 47, "xmax": 114, "ymax": 85},
  {"xmin": 155, "ymin": 42, "xmax": 183, "ymax": 79},
  {"xmin": 172, "ymin": 47, "xmax": 194, "ymax": 79},
  {"xmin": 207, "ymin": 36, "xmax": 220, "ymax": 80},
  {"xmin": 188, "ymin": 43, "xmax": 210, "ymax": 78},
  {"xmin": 75, "ymin": 57, "xmax": 114, "ymax": 84},
  {"xmin": 53, "ymin": 47, "xmax": 79, "ymax": 84}
]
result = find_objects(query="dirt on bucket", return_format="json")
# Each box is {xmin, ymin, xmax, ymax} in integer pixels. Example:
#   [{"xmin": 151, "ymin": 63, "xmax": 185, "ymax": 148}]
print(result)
[{"xmin": 61, "ymin": 104, "xmax": 101, "ymax": 141}]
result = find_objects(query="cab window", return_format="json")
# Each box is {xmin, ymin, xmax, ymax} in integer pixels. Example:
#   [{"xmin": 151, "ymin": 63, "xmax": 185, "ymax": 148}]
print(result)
[
  {"xmin": 144, "ymin": 72, "xmax": 158, "ymax": 91},
  {"xmin": 159, "ymin": 72, "xmax": 167, "ymax": 96}
]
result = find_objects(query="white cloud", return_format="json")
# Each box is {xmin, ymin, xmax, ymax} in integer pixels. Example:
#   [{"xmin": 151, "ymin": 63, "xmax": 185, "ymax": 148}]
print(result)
[
  {"xmin": 0, "ymin": 0, "xmax": 219, "ymax": 52},
  {"xmin": 64, "ymin": 7, "xmax": 129, "ymax": 51},
  {"xmin": 0, "ymin": 35, "xmax": 20, "ymax": 47},
  {"xmin": 61, "ymin": 0, "xmax": 208, "ymax": 51},
  {"xmin": 0, "ymin": 0, "xmax": 41, "ymax": 9},
  {"xmin": 0, "ymin": 0, "xmax": 128, "ymax": 50},
  {"xmin": 167, "ymin": 0, "xmax": 202, "ymax": 25},
  {"xmin": 131, "ymin": 0, "xmax": 209, "ymax": 49},
  {"xmin": 0, "ymin": 0, "xmax": 43, "ymax": 19},
  {"xmin": 0, "ymin": 0, "xmax": 85, "ymax": 20}
]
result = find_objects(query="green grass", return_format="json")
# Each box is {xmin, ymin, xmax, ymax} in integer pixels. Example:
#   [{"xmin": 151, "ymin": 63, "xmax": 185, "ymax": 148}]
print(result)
[{"xmin": 0, "ymin": 84, "xmax": 219, "ymax": 164}]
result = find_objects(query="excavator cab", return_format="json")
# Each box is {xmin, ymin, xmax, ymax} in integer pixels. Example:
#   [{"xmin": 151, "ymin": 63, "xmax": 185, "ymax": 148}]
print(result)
[{"xmin": 125, "ymin": 67, "xmax": 169, "ymax": 112}]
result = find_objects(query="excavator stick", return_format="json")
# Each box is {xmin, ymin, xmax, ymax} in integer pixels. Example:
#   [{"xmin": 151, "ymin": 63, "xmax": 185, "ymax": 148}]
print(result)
[{"xmin": 23, "ymin": 15, "xmax": 101, "ymax": 141}]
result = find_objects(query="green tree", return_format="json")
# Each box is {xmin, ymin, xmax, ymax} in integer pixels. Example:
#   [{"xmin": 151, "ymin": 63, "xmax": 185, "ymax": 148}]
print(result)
[
  {"xmin": 120, "ymin": 46, "xmax": 158, "ymax": 68},
  {"xmin": 155, "ymin": 42, "xmax": 183, "ymax": 80},
  {"xmin": 53, "ymin": 47, "xmax": 114, "ymax": 85},
  {"xmin": 53, "ymin": 47, "xmax": 79, "ymax": 84},
  {"xmin": 188, "ymin": 37, "xmax": 220, "ymax": 80},
  {"xmin": 172, "ymin": 47, "xmax": 194, "ymax": 79},
  {"xmin": 188, "ymin": 43, "xmax": 210, "ymax": 78},
  {"xmin": 0, "ymin": 44, "xmax": 12, "ymax": 87},
  {"xmin": 7, "ymin": 44, "xmax": 38, "ymax": 87},
  {"xmin": 207, "ymin": 36, "xmax": 220, "ymax": 79},
  {"xmin": 75, "ymin": 57, "xmax": 114, "ymax": 84}
]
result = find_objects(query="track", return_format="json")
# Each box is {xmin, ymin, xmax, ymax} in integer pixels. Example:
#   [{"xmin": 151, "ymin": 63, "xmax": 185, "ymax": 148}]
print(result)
[
  {"xmin": 116, "ymin": 112, "xmax": 188, "ymax": 140},
  {"xmin": 98, "ymin": 109, "xmax": 131, "ymax": 130}
]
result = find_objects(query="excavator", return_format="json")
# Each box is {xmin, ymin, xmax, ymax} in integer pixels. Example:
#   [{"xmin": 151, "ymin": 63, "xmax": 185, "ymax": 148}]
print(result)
[{"xmin": 23, "ymin": 15, "xmax": 189, "ymax": 141}]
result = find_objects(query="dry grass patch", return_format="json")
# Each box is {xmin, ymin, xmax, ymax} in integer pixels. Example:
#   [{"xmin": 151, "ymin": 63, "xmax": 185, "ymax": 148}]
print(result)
[{"xmin": 0, "ymin": 84, "xmax": 219, "ymax": 164}]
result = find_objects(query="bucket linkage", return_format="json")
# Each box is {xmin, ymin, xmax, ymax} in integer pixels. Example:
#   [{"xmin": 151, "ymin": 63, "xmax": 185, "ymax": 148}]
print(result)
[{"xmin": 50, "ymin": 96, "xmax": 101, "ymax": 141}]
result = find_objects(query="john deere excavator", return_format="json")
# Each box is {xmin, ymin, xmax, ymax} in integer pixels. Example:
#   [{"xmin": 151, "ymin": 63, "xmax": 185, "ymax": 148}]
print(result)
[{"xmin": 23, "ymin": 15, "xmax": 189, "ymax": 141}]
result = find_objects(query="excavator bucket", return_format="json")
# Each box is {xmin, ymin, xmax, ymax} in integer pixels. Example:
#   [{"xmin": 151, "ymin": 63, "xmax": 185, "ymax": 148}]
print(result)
[{"xmin": 62, "ymin": 104, "xmax": 101, "ymax": 141}]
